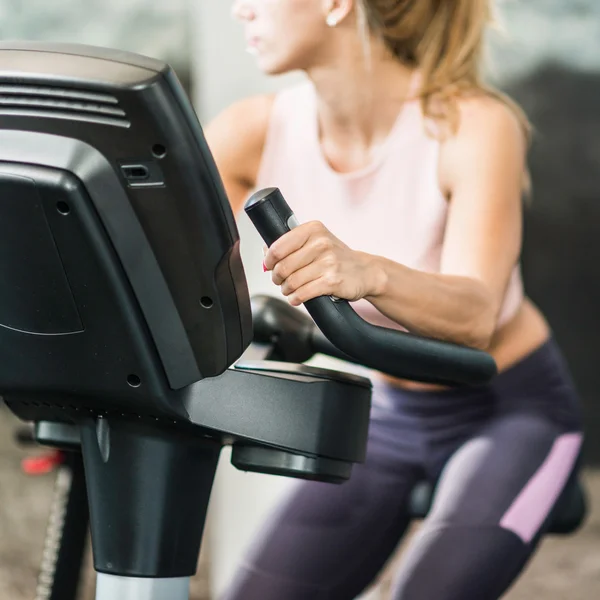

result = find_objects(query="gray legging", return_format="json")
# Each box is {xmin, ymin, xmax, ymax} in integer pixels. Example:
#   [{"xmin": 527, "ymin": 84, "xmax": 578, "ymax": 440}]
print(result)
[{"xmin": 222, "ymin": 339, "xmax": 583, "ymax": 600}]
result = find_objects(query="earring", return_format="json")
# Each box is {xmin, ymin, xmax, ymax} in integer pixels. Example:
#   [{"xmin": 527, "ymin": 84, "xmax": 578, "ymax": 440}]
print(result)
[{"xmin": 326, "ymin": 13, "xmax": 338, "ymax": 27}]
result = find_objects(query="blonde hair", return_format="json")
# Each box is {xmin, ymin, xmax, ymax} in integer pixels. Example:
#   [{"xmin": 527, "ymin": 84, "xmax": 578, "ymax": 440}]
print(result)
[{"xmin": 360, "ymin": 0, "xmax": 531, "ymax": 141}]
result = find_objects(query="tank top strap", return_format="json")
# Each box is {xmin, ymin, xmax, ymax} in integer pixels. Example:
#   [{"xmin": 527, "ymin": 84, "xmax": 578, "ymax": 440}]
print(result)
[{"xmin": 407, "ymin": 70, "xmax": 423, "ymax": 100}]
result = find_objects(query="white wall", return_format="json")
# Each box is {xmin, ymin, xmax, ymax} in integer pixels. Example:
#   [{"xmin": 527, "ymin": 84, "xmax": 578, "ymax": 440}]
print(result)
[{"xmin": 0, "ymin": 0, "xmax": 189, "ymax": 69}]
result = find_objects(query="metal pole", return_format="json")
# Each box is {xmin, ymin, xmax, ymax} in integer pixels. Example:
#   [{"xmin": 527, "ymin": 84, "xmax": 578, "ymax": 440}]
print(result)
[{"xmin": 95, "ymin": 574, "xmax": 190, "ymax": 600}]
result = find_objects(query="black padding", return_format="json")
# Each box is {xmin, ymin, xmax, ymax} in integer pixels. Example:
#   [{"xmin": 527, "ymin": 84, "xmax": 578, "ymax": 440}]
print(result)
[{"xmin": 548, "ymin": 475, "xmax": 588, "ymax": 534}]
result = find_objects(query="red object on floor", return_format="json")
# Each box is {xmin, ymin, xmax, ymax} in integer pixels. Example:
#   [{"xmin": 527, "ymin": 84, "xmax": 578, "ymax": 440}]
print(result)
[{"xmin": 21, "ymin": 450, "xmax": 65, "ymax": 475}]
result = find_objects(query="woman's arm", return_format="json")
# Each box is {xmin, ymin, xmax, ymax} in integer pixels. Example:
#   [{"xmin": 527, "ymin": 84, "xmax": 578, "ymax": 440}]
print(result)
[
  {"xmin": 264, "ymin": 97, "xmax": 527, "ymax": 350},
  {"xmin": 365, "ymin": 97, "xmax": 527, "ymax": 348},
  {"xmin": 204, "ymin": 94, "xmax": 274, "ymax": 214}
]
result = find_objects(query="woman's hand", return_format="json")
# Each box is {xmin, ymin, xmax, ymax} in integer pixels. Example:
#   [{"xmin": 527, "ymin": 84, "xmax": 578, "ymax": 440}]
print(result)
[{"xmin": 263, "ymin": 221, "xmax": 386, "ymax": 306}]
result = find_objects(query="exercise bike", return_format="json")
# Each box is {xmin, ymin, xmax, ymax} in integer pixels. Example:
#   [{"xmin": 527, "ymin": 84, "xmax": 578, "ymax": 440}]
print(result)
[{"xmin": 0, "ymin": 42, "xmax": 496, "ymax": 600}]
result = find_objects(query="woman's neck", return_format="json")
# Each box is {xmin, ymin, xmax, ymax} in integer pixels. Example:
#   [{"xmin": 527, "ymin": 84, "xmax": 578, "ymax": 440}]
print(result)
[{"xmin": 306, "ymin": 39, "xmax": 416, "ymax": 171}]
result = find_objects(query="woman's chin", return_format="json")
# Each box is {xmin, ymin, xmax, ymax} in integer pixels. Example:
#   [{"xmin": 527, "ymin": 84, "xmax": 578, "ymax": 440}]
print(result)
[{"xmin": 249, "ymin": 52, "xmax": 294, "ymax": 77}]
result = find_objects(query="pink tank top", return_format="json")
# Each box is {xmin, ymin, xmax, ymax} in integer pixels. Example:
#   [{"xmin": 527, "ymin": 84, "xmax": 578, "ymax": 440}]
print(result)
[{"xmin": 254, "ymin": 80, "xmax": 523, "ymax": 331}]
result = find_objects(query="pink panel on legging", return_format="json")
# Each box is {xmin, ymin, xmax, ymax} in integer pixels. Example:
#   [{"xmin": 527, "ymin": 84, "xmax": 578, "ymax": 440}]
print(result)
[{"xmin": 499, "ymin": 432, "xmax": 583, "ymax": 543}]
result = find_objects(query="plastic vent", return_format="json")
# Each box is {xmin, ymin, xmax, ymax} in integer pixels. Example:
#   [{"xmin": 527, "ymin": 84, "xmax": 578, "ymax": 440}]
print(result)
[{"xmin": 0, "ymin": 84, "xmax": 130, "ymax": 128}]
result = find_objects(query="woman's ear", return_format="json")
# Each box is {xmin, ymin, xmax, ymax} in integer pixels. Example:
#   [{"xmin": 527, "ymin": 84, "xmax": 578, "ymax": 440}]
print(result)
[{"xmin": 322, "ymin": 0, "xmax": 355, "ymax": 27}]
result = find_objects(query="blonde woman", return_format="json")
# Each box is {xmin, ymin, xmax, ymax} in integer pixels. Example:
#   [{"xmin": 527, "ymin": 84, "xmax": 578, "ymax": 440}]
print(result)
[{"xmin": 207, "ymin": 1, "xmax": 584, "ymax": 598}]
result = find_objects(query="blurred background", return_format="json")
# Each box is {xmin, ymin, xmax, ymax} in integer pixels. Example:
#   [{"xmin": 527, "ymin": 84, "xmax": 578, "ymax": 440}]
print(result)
[{"xmin": 0, "ymin": 0, "xmax": 599, "ymax": 599}]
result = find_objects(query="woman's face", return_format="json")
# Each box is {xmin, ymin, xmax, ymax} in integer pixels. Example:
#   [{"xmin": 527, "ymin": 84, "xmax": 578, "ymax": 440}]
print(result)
[{"xmin": 232, "ymin": 0, "xmax": 333, "ymax": 74}]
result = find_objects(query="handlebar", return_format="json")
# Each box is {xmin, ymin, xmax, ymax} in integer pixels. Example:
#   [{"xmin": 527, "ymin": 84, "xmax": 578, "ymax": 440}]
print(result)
[{"xmin": 245, "ymin": 187, "xmax": 498, "ymax": 386}]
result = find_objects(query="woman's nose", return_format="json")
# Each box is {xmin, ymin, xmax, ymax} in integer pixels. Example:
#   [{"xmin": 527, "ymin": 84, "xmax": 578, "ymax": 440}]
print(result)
[{"xmin": 231, "ymin": 0, "xmax": 256, "ymax": 22}]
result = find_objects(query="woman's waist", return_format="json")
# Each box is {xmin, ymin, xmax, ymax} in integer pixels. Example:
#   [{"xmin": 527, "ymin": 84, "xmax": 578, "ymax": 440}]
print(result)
[
  {"xmin": 377, "ymin": 298, "xmax": 551, "ymax": 392},
  {"xmin": 371, "ymin": 300, "xmax": 580, "ymax": 412},
  {"xmin": 372, "ymin": 349, "xmax": 578, "ymax": 431}
]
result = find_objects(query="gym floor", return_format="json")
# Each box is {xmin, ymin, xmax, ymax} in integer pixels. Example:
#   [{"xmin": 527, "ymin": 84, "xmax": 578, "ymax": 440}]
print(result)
[{"xmin": 0, "ymin": 405, "xmax": 598, "ymax": 600}]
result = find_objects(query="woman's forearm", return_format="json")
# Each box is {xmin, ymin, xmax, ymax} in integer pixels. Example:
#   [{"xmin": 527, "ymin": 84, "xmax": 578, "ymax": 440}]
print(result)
[{"xmin": 364, "ymin": 254, "xmax": 497, "ymax": 349}]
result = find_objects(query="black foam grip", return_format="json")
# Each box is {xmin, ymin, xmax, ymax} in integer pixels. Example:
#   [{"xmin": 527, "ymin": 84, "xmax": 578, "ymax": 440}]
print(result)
[{"xmin": 245, "ymin": 187, "xmax": 497, "ymax": 385}]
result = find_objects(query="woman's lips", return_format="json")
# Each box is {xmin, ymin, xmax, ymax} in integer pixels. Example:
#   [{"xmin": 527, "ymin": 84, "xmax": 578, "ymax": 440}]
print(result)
[{"xmin": 246, "ymin": 36, "xmax": 261, "ymax": 55}]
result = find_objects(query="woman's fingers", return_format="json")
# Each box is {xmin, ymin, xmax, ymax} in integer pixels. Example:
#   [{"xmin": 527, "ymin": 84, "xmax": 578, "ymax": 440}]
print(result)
[
  {"xmin": 265, "ymin": 221, "xmax": 333, "ymax": 269},
  {"xmin": 287, "ymin": 277, "xmax": 332, "ymax": 306},
  {"xmin": 270, "ymin": 236, "xmax": 334, "ymax": 284},
  {"xmin": 279, "ymin": 262, "xmax": 332, "ymax": 297}
]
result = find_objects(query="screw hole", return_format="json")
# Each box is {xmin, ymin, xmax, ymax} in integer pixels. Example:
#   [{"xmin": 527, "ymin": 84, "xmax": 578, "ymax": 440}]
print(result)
[
  {"xmin": 57, "ymin": 201, "xmax": 71, "ymax": 215},
  {"xmin": 200, "ymin": 296, "xmax": 213, "ymax": 309},
  {"xmin": 127, "ymin": 374, "xmax": 142, "ymax": 388},
  {"xmin": 152, "ymin": 144, "xmax": 167, "ymax": 159}
]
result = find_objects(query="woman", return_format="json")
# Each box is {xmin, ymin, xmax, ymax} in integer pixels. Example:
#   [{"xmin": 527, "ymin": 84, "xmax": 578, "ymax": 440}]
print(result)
[{"xmin": 206, "ymin": 1, "xmax": 584, "ymax": 598}]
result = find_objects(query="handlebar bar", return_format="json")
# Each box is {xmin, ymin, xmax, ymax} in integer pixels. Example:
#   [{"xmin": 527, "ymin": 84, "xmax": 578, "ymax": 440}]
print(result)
[{"xmin": 244, "ymin": 187, "xmax": 497, "ymax": 386}]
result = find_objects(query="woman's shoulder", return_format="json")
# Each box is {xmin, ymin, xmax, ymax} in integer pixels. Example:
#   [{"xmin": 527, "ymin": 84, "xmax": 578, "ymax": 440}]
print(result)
[
  {"xmin": 455, "ymin": 92, "xmax": 526, "ymax": 137},
  {"xmin": 437, "ymin": 90, "xmax": 529, "ymax": 198},
  {"xmin": 420, "ymin": 87, "xmax": 526, "ymax": 141},
  {"xmin": 204, "ymin": 83, "xmax": 312, "ymax": 212},
  {"xmin": 205, "ymin": 81, "xmax": 313, "ymax": 158},
  {"xmin": 202, "ymin": 94, "xmax": 274, "ymax": 211},
  {"xmin": 205, "ymin": 93, "xmax": 276, "ymax": 153},
  {"xmin": 207, "ymin": 81, "xmax": 312, "ymax": 139}
]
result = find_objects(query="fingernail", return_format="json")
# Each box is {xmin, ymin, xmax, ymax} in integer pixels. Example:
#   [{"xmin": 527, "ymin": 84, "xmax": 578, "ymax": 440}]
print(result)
[{"xmin": 263, "ymin": 260, "xmax": 268, "ymax": 272}]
